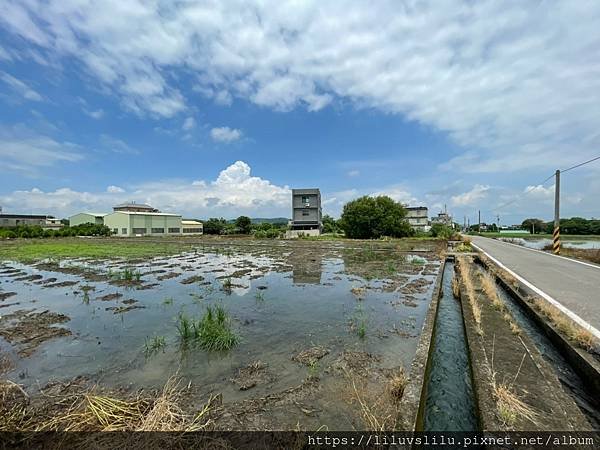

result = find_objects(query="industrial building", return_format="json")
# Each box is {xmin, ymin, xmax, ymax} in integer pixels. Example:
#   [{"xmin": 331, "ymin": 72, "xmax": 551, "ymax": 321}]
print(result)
[
  {"xmin": 68, "ymin": 202, "xmax": 203, "ymax": 237},
  {"xmin": 406, "ymin": 206, "xmax": 429, "ymax": 232},
  {"xmin": 287, "ymin": 188, "xmax": 322, "ymax": 238},
  {"xmin": 104, "ymin": 211, "xmax": 182, "ymax": 237},
  {"xmin": 69, "ymin": 213, "xmax": 107, "ymax": 226},
  {"xmin": 0, "ymin": 212, "xmax": 63, "ymax": 230}
]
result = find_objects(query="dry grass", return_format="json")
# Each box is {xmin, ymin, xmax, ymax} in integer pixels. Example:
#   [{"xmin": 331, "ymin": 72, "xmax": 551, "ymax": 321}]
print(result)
[
  {"xmin": 1, "ymin": 375, "xmax": 219, "ymax": 432},
  {"xmin": 457, "ymin": 256, "xmax": 483, "ymax": 335},
  {"xmin": 451, "ymin": 276, "xmax": 460, "ymax": 299},
  {"xmin": 480, "ymin": 272, "xmax": 505, "ymax": 311},
  {"xmin": 490, "ymin": 342, "xmax": 538, "ymax": 428},
  {"xmin": 493, "ymin": 382, "xmax": 538, "ymax": 428},
  {"xmin": 346, "ymin": 368, "xmax": 406, "ymax": 430},
  {"xmin": 386, "ymin": 370, "xmax": 408, "ymax": 403},
  {"xmin": 532, "ymin": 298, "xmax": 597, "ymax": 351}
]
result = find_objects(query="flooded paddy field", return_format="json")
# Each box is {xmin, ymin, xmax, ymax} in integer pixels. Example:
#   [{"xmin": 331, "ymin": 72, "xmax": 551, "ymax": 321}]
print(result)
[{"xmin": 0, "ymin": 238, "xmax": 444, "ymax": 430}]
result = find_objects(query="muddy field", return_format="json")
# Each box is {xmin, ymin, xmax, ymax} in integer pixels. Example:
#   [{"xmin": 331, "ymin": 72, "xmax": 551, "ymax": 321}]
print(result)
[{"xmin": 0, "ymin": 238, "xmax": 443, "ymax": 430}]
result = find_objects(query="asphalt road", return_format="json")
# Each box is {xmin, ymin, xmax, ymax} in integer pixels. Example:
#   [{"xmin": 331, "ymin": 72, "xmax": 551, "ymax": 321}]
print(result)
[{"xmin": 470, "ymin": 235, "xmax": 600, "ymax": 335}]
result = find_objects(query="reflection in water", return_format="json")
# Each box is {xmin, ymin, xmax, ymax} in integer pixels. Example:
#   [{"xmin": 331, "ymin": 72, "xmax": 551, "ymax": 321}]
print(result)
[{"xmin": 288, "ymin": 250, "xmax": 323, "ymax": 284}]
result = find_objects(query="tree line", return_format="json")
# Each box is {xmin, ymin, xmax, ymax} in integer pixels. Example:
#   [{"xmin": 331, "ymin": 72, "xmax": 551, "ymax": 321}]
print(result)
[{"xmin": 521, "ymin": 217, "xmax": 600, "ymax": 235}]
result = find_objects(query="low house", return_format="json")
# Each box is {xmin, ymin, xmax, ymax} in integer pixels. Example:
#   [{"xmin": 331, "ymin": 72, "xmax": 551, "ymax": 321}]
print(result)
[
  {"xmin": 406, "ymin": 206, "xmax": 429, "ymax": 232},
  {"xmin": 104, "ymin": 211, "xmax": 182, "ymax": 237},
  {"xmin": 182, "ymin": 219, "xmax": 203, "ymax": 234},
  {"xmin": 69, "ymin": 213, "xmax": 107, "ymax": 226}
]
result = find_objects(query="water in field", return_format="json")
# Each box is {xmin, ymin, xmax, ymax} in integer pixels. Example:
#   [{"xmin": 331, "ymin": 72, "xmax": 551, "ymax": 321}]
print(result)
[
  {"xmin": 498, "ymin": 238, "xmax": 600, "ymax": 250},
  {"xmin": 0, "ymin": 241, "xmax": 441, "ymax": 429}
]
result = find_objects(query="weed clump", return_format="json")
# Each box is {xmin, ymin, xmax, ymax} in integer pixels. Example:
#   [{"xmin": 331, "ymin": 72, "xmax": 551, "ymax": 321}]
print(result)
[
  {"xmin": 176, "ymin": 306, "xmax": 239, "ymax": 351},
  {"xmin": 144, "ymin": 336, "xmax": 166, "ymax": 356}
]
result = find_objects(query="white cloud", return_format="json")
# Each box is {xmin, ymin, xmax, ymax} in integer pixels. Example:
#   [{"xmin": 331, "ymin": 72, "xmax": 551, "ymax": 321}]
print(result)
[
  {"xmin": 182, "ymin": 117, "xmax": 196, "ymax": 131},
  {"xmin": 0, "ymin": 127, "xmax": 83, "ymax": 175},
  {"xmin": 451, "ymin": 184, "xmax": 490, "ymax": 206},
  {"xmin": 85, "ymin": 109, "xmax": 104, "ymax": 119},
  {"xmin": 210, "ymin": 126, "xmax": 242, "ymax": 143},
  {"xmin": 99, "ymin": 134, "xmax": 139, "ymax": 154},
  {"xmin": 106, "ymin": 185, "xmax": 125, "ymax": 193},
  {"xmin": 347, "ymin": 170, "xmax": 360, "ymax": 177},
  {"xmin": 0, "ymin": 71, "xmax": 43, "ymax": 101},
  {"xmin": 0, "ymin": 161, "xmax": 291, "ymax": 218},
  {"xmin": 2, "ymin": 0, "xmax": 599, "ymax": 170}
]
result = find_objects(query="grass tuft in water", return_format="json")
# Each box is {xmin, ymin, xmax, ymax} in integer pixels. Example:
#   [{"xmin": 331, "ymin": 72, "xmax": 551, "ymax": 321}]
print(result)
[
  {"xmin": 176, "ymin": 306, "xmax": 239, "ymax": 351},
  {"xmin": 144, "ymin": 335, "xmax": 166, "ymax": 356}
]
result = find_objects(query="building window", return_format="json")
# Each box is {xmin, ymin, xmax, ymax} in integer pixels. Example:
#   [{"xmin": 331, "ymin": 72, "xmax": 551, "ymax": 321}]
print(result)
[
  {"xmin": 183, "ymin": 228, "xmax": 202, "ymax": 233},
  {"xmin": 122, "ymin": 228, "xmax": 127, "ymax": 234},
  {"xmin": 132, "ymin": 228, "xmax": 146, "ymax": 235},
  {"xmin": 151, "ymin": 228, "xmax": 164, "ymax": 233},
  {"xmin": 168, "ymin": 227, "xmax": 180, "ymax": 233},
  {"xmin": 301, "ymin": 195, "xmax": 310, "ymax": 205},
  {"xmin": 302, "ymin": 210, "xmax": 310, "ymax": 216},
  {"xmin": 112, "ymin": 228, "xmax": 118, "ymax": 234}
]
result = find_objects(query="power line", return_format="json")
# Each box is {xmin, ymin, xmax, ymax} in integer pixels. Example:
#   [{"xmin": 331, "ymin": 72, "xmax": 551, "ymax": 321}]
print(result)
[
  {"xmin": 561, "ymin": 154, "xmax": 600, "ymax": 173},
  {"xmin": 489, "ymin": 153, "xmax": 600, "ymax": 214},
  {"xmin": 490, "ymin": 172, "xmax": 555, "ymax": 213}
]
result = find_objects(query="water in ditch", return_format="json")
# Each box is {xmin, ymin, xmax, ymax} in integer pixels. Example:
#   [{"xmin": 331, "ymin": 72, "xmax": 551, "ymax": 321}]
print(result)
[
  {"xmin": 423, "ymin": 261, "xmax": 478, "ymax": 431},
  {"xmin": 473, "ymin": 264, "xmax": 600, "ymax": 429}
]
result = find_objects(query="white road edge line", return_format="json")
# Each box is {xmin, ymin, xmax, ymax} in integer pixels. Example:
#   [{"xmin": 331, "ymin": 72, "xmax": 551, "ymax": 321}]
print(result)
[
  {"xmin": 471, "ymin": 242, "xmax": 600, "ymax": 341},
  {"xmin": 488, "ymin": 237, "xmax": 600, "ymax": 270}
]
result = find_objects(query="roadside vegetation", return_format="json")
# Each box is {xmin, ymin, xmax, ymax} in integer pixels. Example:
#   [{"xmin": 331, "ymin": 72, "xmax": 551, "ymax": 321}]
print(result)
[{"xmin": 339, "ymin": 195, "xmax": 413, "ymax": 239}]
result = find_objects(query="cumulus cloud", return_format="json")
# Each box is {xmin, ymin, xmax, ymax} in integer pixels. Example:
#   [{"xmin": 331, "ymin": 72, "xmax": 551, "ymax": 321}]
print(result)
[
  {"xmin": 0, "ymin": 71, "xmax": 43, "ymax": 101},
  {"xmin": 210, "ymin": 126, "xmax": 242, "ymax": 143},
  {"xmin": 2, "ymin": 1, "xmax": 600, "ymax": 170},
  {"xmin": 451, "ymin": 184, "xmax": 490, "ymax": 206},
  {"xmin": 0, "ymin": 161, "xmax": 291, "ymax": 218}
]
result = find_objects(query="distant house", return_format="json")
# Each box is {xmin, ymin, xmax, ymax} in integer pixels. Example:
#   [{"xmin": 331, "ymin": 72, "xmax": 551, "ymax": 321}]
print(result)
[
  {"xmin": 406, "ymin": 206, "xmax": 429, "ymax": 232},
  {"xmin": 431, "ymin": 211, "xmax": 453, "ymax": 227},
  {"xmin": 69, "ymin": 213, "xmax": 107, "ymax": 226},
  {"xmin": 0, "ymin": 213, "xmax": 63, "ymax": 230},
  {"xmin": 287, "ymin": 188, "xmax": 322, "ymax": 238},
  {"xmin": 182, "ymin": 219, "xmax": 203, "ymax": 235}
]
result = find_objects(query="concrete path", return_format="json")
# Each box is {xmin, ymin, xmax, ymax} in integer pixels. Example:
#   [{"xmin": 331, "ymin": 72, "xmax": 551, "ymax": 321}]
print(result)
[{"xmin": 469, "ymin": 235, "xmax": 600, "ymax": 338}]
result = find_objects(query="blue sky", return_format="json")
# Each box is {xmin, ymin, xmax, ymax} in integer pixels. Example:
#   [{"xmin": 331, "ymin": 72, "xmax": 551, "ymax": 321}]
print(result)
[{"xmin": 1, "ymin": 1, "xmax": 600, "ymax": 224}]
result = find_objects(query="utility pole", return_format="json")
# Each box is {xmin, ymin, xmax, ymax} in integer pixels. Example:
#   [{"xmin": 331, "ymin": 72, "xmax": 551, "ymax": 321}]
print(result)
[
  {"xmin": 478, "ymin": 210, "xmax": 481, "ymax": 234},
  {"xmin": 553, "ymin": 169, "xmax": 561, "ymax": 254},
  {"xmin": 464, "ymin": 215, "xmax": 467, "ymax": 232}
]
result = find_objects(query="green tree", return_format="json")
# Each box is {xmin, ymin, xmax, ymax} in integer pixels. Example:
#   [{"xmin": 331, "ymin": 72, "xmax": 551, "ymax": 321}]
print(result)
[
  {"xmin": 322, "ymin": 214, "xmax": 340, "ymax": 234},
  {"xmin": 203, "ymin": 218, "xmax": 227, "ymax": 235},
  {"xmin": 340, "ymin": 195, "xmax": 412, "ymax": 239},
  {"xmin": 521, "ymin": 218, "xmax": 545, "ymax": 234},
  {"xmin": 235, "ymin": 216, "xmax": 252, "ymax": 234}
]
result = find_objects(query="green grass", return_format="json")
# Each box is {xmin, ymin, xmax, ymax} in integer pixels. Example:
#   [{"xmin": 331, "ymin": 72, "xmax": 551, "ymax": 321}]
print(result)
[
  {"xmin": 176, "ymin": 306, "xmax": 239, "ymax": 351},
  {"xmin": 0, "ymin": 238, "xmax": 195, "ymax": 262},
  {"xmin": 162, "ymin": 297, "xmax": 174, "ymax": 306},
  {"xmin": 143, "ymin": 335, "xmax": 166, "ymax": 356},
  {"xmin": 111, "ymin": 267, "xmax": 141, "ymax": 282}
]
